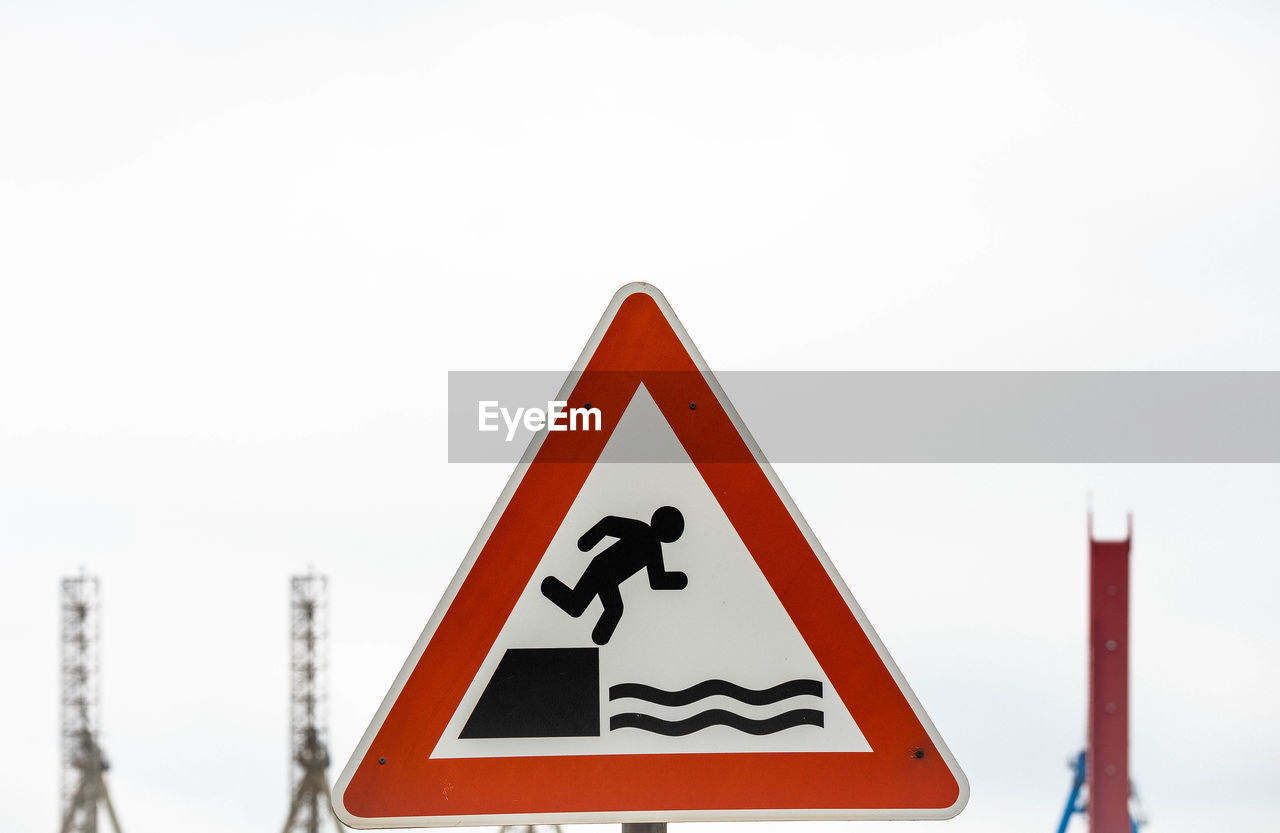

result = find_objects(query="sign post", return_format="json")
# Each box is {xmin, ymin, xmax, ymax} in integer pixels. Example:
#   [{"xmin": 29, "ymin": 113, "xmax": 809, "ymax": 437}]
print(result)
[{"xmin": 622, "ymin": 824, "xmax": 666, "ymax": 833}]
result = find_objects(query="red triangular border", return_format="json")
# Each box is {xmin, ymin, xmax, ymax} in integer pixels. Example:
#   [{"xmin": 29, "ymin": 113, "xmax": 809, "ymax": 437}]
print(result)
[{"xmin": 334, "ymin": 284, "xmax": 967, "ymax": 826}]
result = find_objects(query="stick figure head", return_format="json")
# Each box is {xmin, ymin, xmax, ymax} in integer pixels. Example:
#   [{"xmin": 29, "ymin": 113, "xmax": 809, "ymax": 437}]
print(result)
[{"xmin": 651, "ymin": 506, "xmax": 685, "ymax": 543}]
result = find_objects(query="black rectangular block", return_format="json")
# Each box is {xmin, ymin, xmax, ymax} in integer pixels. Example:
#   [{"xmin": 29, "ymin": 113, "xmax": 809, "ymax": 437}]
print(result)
[{"xmin": 460, "ymin": 647, "xmax": 600, "ymax": 739}]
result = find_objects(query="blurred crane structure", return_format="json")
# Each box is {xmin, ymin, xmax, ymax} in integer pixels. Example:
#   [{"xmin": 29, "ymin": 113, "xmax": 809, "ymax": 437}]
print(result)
[
  {"xmin": 283, "ymin": 571, "xmax": 342, "ymax": 833},
  {"xmin": 59, "ymin": 573, "xmax": 124, "ymax": 833},
  {"xmin": 1056, "ymin": 516, "xmax": 1144, "ymax": 833}
]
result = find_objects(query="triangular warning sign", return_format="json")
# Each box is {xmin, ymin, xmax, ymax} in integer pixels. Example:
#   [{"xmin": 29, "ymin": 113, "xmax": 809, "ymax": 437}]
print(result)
[{"xmin": 334, "ymin": 284, "xmax": 968, "ymax": 827}]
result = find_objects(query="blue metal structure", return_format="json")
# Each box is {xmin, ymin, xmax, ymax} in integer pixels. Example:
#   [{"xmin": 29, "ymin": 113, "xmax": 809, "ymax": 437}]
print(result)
[
  {"xmin": 1056, "ymin": 750, "xmax": 1141, "ymax": 833},
  {"xmin": 1055, "ymin": 751, "xmax": 1087, "ymax": 833}
]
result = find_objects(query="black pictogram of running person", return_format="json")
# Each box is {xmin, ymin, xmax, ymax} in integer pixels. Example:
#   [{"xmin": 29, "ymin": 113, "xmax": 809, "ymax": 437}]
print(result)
[{"xmin": 540, "ymin": 506, "xmax": 688, "ymax": 646}]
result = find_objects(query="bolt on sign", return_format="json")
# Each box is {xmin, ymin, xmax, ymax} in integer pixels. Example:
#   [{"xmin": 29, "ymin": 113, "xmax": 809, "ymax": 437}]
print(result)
[{"xmin": 333, "ymin": 284, "xmax": 968, "ymax": 827}]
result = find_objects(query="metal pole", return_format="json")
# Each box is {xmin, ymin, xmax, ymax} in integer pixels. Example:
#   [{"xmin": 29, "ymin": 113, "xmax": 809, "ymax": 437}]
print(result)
[{"xmin": 623, "ymin": 824, "xmax": 667, "ymax": 833}]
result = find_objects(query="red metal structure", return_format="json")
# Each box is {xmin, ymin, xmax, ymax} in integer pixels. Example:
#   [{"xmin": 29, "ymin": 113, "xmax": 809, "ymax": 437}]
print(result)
[
  {"xmin": 1055, "ymin": 515, "xmax": 1141, "ymax": 833},
  {"xmin": 1088, "ymin": 515, "xmax": 1131, "ymax": 833}
]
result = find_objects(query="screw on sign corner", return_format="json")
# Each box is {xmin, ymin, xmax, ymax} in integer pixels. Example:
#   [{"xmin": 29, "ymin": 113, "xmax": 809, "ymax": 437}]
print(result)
[
  {"xmin": 911, "ymin": 748, "xmax": 925, "ymax": 760},
  {"xmin": 378, "ymin": 757, "xmax": 386, "ymax": 765}
]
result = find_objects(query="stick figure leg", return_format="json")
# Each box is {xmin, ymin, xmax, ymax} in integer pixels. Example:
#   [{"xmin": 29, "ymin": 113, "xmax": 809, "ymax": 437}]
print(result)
[
  {"xmin": 540, "ymin": 576, "xmax": 592, "ymax": 617},
  {"xmin": 592, "ymin": 583, "xmax": 624, "ymax": 646}
]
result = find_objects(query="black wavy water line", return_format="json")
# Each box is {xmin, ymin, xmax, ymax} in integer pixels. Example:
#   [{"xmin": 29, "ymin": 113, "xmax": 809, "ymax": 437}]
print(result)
[
  {"xmin": 610, "ymin": 708, "xmax": 824, "ymax": 736},
  {"xmin": 608, "ymin": 679, "xmax": 822, "ymax": 707}
]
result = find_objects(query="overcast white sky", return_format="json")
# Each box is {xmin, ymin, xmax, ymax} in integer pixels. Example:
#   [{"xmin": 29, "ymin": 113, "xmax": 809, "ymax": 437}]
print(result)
[{"xmin": 2, "ymin": 2, "xmax": 1278, "ymax": 832}]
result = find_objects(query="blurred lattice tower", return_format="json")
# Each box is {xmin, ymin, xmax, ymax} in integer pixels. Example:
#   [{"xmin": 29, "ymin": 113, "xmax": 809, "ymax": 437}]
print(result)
[
  {"xmin": 59, "ymin": 574, "xmax": 123, "ymax": 833},
  {"xmin": 283, "ymin": 572, "xmax": 342, "ymax": 833}
]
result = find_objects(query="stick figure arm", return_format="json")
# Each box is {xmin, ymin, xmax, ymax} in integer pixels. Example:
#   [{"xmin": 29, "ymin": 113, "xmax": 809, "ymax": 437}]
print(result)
[
  {"xmin": 646, "ymin": 550, "xmax": 688, "ymax": 590},
  {"xmin": 577, "ymin": 516, "xmax": 641, "ymax": 552}
]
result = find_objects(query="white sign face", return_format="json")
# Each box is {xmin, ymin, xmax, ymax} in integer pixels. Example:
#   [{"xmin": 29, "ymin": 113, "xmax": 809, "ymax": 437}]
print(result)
[{"xmin": 432, "ymin": 385, "xmax": 871, "ymax": 759}]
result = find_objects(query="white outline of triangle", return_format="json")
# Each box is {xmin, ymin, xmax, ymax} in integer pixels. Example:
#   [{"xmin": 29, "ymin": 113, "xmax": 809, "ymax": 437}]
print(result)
[{"xmin": 333, "ymin": 283, "xmax": 969, "ymax": 827}]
